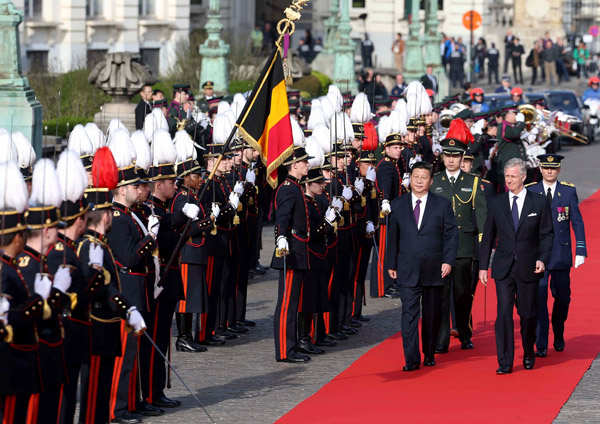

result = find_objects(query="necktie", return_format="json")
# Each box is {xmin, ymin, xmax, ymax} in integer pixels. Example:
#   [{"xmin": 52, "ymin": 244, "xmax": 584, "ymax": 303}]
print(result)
[
  {"xmin": 512, "ymin": 195, "xmax": 519, "ymax": 231},
  {"xmin": 414, "ymin": 199, "xmax": 421, "ymax": 228},
  {"xmin": 450, "ymin": 176, "xmax": 456, "ymax": 186},
  {"xmin": 547, "ymin": 187, "xmax": 552, "ymax": 204}
]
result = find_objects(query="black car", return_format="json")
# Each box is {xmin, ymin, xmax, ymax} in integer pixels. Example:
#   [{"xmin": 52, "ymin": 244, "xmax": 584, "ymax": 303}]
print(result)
[
  {"xmin": 483, "ymin": 93, "xmax": 530, "ymax": 110},
  {"xmin": 543, "ymin": 90, "xmax": 591, "ymax": 144}
]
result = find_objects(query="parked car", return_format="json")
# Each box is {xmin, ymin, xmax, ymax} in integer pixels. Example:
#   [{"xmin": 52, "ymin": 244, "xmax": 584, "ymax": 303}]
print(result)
[{"xmin": 543, "ymin": 90, "xmax": 593, "ymax": 144}]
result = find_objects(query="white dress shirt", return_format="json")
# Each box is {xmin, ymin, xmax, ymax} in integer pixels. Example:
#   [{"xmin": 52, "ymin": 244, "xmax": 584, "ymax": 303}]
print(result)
[
  {"xmin": 445, "ymin": 169, "xmax": 461, "ymax": 184},
  {"xmin": 542, "ymin": 181, "xmax": 557, "ymax": 200},
  {"xmin": 412, "ymin": 192, "xmax": 429, "ymax": 229},
  {"xmin": 509, "ymin": 187, "xmax": 527, "ymax": 218}
]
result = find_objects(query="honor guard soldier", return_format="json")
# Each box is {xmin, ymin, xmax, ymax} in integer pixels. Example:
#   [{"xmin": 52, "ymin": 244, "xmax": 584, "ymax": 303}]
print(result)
[
  {"xmin": 272, "ymin": 146, "xmax": 313, "ymax": 363},
  {"xmin": 17, "ymin": 159, "xmax": 73, "ymax": 422},
  {"xmin": 170, "ymin": 133, "xmax": 219, "ymax": 351},
  {"xmin": 77, "ymin": 149, "xmax": 146, "ymax": 423},
  {"xmin": 106, "ymin": 131, "xmax": 159, "ymax": 422},
  {"xmin": 0, "ymin": 161, "xmax": 45, "ymax": 424},
  {"xmin": 167, "ymin": 84, "xmax": 202, "ymax": 142},
  {"xmin": 430, "ymin": 119, "xmax": 487, "ymax": 353},
  {"xmin": 46, "ymin": 151, "xmax": 97, "ymax": 424},
  {"xmin": 526, "ymin": 154, "xmax": 587, "ymax": 357},
  {"xmin": 372, "ymin": 132, "xmax": 405, "ymax": 298},
  {"xmin": 496, "ymin": 104, "xmax": 527, "ymax": 188}
]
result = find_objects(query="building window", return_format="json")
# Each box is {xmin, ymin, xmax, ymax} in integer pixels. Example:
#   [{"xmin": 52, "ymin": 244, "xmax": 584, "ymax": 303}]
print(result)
[
  {"xmin": 191, "ymin": 0, "xmax": 202, "ymax": 4},
  {"xmin": 87, "ymin": 49, "xmax": 108, "ymax": 69},
  {"xmin": 140, "ymin": 48, "xmax": 160, "ymax": 75},
  {"xmin": 24, "ymin": 0, "xmax": 43, "ymax": 18},
  {"xmin": 352, "ymin": 0, "xmax": 366, "ymax": 7},
  {"xmin": 27, "ymin": 51, "xmax": 48, "ymax": 73},
  {"xmin": 139, "ymin": 0, "xmax": 156, "ymax": 16},
  {"xmin": 86, "ymin": 0, "xmax": 104, "ymax": 17}
]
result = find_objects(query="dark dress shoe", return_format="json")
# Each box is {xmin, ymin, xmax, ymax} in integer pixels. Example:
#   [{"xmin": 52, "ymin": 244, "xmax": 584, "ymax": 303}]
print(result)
[
  {"xmin": 450, "ymin": 328, "xmax": 459, "ymax": 338},
  {"xmin": 216, "ymin": 330, "xmax": 237, "ymax": 340},
  {"xmin": 496, "ymin": 366, "xmax": 513, "ymax": 375},
  {"xmin": 347, "ymin": 319, "xmax": 362, "ymax": 328},
  {"xmin": 435, "ymin": 345, "xmax": 449, "ymax": 354},
  {"xmin": 136, "ymin": 401, "xmax": 164, "ymax": 416},
  {"xmin": 315, "ymin": 338, "xmax": 337, "ymax": 347},
  {"xmin": 238, "ymin": 319, "xmax": 256, "ymax": 327},
  {"xmin": 200, "ymin": 335, "xmax": 226, "ymax": 346},
  {"xmin": 402, "ymin": 363, "xmax": 420, "ymax": 371},
  {"xmin": 152, "ymin": 396, "xmax": 181, "ymax": 408},
  {"xmin": 296, "ymin": 339, "xmax": 325, "ymax": 355},
  {"xmin": 535, "ymin": 348, "xmax": 548, "ymax": 358},
  {"xmin": 277, "ymin": 351, "xmax": 311, "ymax": 363},
  {"xmin": 423, "ymin": 358, "xmax": 436, "ymax": 367},
  {"xmin": 554, "ymin": 340, "xmax": 565, "ymax": 352},
  {"xmin": 354, "ymin": 315, "xmax": 370, "ymax": 322},
  {"xmin": 461, "ymin": 340, "xmax": 474, "ymax": 350},
  {"xmin": 328, "ymin": 332, "xmax": 349, "ymax": 340},
  {"xmin": 253, "ymin": 266, "xmax": 267, "ymax": 275},
  {"xmin": 176, "ymin": 336, "xmax": 207, "ymax": 352},
  {"xmin": 389, "ymin": 284, "xmax": 402, "ymax": 293},
  {"xmin": 340, "ymin": 324, "xmax": 358, "ymax": 335},
  {"xmin": 227, "ymin": 325, "xmax": 249, "ymax": 334},
  {"xmin": 113, "ymin": 411, "xmax": 143, "ymax": 423},
  {"xmin": 523, "ymin": 357, "xmax": 535, "ymax": 370},
  {"xmin": 257, "ymin": 263, "xmax": 270, "ymax": 272}
]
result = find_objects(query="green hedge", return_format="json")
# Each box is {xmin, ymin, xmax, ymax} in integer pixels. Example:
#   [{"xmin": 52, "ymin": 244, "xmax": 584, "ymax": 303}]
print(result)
[
  {"xmin": 311, "ymin": 71, "xmax": 333, "ymax": 96},
  {"xmin": 293, "ymin": 75, "xmax": 321, "ymax": 98},
  {"xmin": 229, "ymin": 80, "xmax": 255, "ymax": 94},
  {"xmin": 42, "ymin": 117, "xmax": 91, "ymax": 139}
]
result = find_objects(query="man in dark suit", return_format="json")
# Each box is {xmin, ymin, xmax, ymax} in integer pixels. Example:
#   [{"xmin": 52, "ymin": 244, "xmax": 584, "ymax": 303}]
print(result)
[
  {"xmin": 387, "ymin": 161, "xmax": 458, "ymax": 371},
  {"xmin": 526, "ymin": 154, "xmax": 587, "ymax": 357},
  {"xmin": 135, "ymin": 84, "xmax": 153, "ymax": 130},
  {"xmin": 479, "ymin": 158, "xmax": 553, "ymax": 375},
  {"xmin": 420, "ymin": 65, "xmax": 438, "ymax": 94}
]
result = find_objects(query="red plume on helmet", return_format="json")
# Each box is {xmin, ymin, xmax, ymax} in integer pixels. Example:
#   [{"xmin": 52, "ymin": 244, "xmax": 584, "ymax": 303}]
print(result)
[
  {"xmin": 362, "ymin": 122, "xmax": 378, "ymax": 151},
  {"xmin": 445, "ymin": 118, "xmax": 474, "ymax": 146},
  {"xmin": 91, "ymin": 146, "xmax": 118, "ymax": 190}
]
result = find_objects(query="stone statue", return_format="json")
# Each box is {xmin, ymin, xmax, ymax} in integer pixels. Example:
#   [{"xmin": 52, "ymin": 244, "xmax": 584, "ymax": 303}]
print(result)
[
  {"xmin": 88, "ymin": 52, "xmax": 157, "ymax": 102},
  {"xmin": 210, "ymin": 0, "xmax": 219, "ymax": 13}
]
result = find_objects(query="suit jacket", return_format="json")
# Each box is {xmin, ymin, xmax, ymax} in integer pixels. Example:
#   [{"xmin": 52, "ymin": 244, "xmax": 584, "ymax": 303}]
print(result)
[
  {"xmin": 386, "ymin": 192, "xmax": 458, "ymax": 287},
  {"xmin": 420, "ymin": 74, "xmax": 438, "ymax": 93},
  {"xmin": 526, "ymin": 181, "xmax": 587, "ymax": 269},
  {"xmin": 479, "ymin": 190, "xmax": 554, "ymax": 281},
  {"xmin": 135, "ymin": 100, "xmax": 152, "ymax": 130}
]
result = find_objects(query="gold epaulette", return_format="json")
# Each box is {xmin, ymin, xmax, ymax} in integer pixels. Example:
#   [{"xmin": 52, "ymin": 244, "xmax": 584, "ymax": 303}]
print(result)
[
  {"xmin": 524, "ymin": 182, "xmax": 537, "ymax": 187},
  {"xmin": 560, "ymin": 181, "xmax": 575, "ymax": 187}
]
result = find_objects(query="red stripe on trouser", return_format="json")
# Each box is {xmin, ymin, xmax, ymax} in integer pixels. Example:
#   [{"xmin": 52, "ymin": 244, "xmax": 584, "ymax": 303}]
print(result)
[
  {"xmin": 86, "ymin": 355, "xmax": 100, "ymax": 424},
  {"xmin": 3, "ymin": 395, "xmax": 16, "ymax": 424},
  {"xmin": 378, "ymin": 226, "xmax": 386, "ymax": 297},
  {"xmin": 352, "ymin": 247, "xmax": 363, "ymax": 316},
  {"xmin": 179, "ymin": 264, "xmax": 188, "ymax": 313},
  {"xmin": 128, "ymin": 339, "xmax": 139, "ymax": 410},
  {"xmin": 310, "ymin": 318, "xmax": 316, "ymax": 342},
  {"xmin": 298, "ymin": 284, "xmax": 304, "ymax": 313},
  {"xmin": 147, "ymin": 302, "xmax": 160, "ymax": 404},
  {"xmin": 110, "ymin": 321, "xmax": 127, "ymax": 420},
  {"xmin": 26, "ymin": 393, "xmax": 39, "ymax": 424},
  {"xmin": 56, "ymin": 385, "xmax": 64, "ymax": 424},
  {"xmin": 199, "ymin": 257, "xmax": 214, "ymax": 340},
  {"xmin": 279, "ymin": 270, "xmax": 293, "ymax": 359}
]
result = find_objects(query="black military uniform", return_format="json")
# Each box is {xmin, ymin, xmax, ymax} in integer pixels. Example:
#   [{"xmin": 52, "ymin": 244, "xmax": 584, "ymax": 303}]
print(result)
[
  {"xmin": 166, "ymin": 84, "xmax": 204, "ymax": 143},
  {"xmin": 135, "ymin": 98, "xmax": 152, "ymax": 131},
  {"xmin": 271, "ymin": 147, "xmax": 312, "ymax": 363}
]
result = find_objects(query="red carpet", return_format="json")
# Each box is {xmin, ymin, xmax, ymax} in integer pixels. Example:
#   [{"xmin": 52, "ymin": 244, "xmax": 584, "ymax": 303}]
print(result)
[{"xmin": 279, "ymin": 190, "xmax": 600, "ymax": 423}]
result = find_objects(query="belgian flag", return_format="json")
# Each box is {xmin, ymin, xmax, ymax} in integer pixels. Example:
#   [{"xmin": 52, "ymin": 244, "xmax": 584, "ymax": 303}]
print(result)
[{"xmin": 236, "ymin": 47, "xmax": 294, "ymax": 188}]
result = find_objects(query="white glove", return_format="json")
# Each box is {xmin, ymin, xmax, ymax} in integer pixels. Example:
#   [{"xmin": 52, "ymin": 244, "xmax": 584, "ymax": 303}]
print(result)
[
  {"xmin": 381, "ymin": 199, "xmax": 391, "ymax": 215},
  {"xmin": 0, "ymin": 297, "xmax": 9, "ymax": 325},
  {"xmin": 89, "ymin": 243, "xmax": 104, "ymax": 267},
  {"xmin": 53, "ymin": 266, "xmax": 72, "ymax": 294},
  {"xmin": 127, "ymin": 307, "xmax": 146, "ymax": 332},
  {"xmin": 342, "ymin": 186, "xmax": 353, "ymax": 200},
  {"xmin": 402, "ymin": 173, "xmax": 411, "ymax": 188},
  {"xmin": 409, "ymin": 157, "xmax": 417, "ymax": 168},
  {"xmin": 229, "ymin": 192, "xmax": 240, "ymax": 210},
  {"xmin": 574, "ymin": 255, "xmax": 585, "ymax": 268},
  {"xmin": 182, "ymin": 203, "xmax": 200, "ymax": 220},
  {"xmin": 484, "ymin": 159, "xmax": 492, "ymax": 171},
  {"xmin": 331, "ymin": 197, "xmax": 344, "ymax": 210},
  {"xmin": 366, "ymin": 221, "xmax": 375, "ymax": 234},
  {"xmin": 276, "ymin": 236, "xmax": 289, "ymax": 255},
  {"xmin": 211, "ymin": 203, "xmax": 221, "ymax": 219},
  {"xmin": 432, "ymin": 142, "xmax": 443, "ymax": 155},
  {"xmin": 516, "ymin": 112, "xmax": 525, "ymax": 123},
  {"xmin": 233, "ymin": 181, "xmax": 245, "ymax": 195},
  {"xmin": 354, "ymin": 178, "xmax": 364, "ymax": 196},
  {"xmin": 325, "ymin": 206, "xmax": 337, "ymax": 223},
  {"xmin": 245, "ymin": 170, "xmax": 256, "ymax": 186},
  {"xmin": 148, "ymin": 215, "xmax": 160, "ymax": 236},
  {"xmin": 34, "ymin": 273, "xmax": 52, "ymax": 300},
  {"xmin": 527, "ymin": 134, "xmax": 537, "ymax": 144},
  {"xmin": 366, "ymin": 166, "xmax": 376, "ymax": 182}
]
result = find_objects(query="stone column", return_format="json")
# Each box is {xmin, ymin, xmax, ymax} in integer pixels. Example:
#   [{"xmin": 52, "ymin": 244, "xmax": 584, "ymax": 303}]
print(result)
[
  {"xmin": 198, "ymin": 0, "xmax": 230, "ymax": 95},
  {"xmin": 333, "ymin": 0, "xmax": 356, "ymax": 94},
  {"xmin": 322, "ymin": 0, "xmax": 339, "ymax": 55},
  {"xmin": 0, "ymin": 0, "xmax": 42, "ymax": 154},
  {"xmin": 403, "ymin": 0, "xmax": 424, "ymax": 81}
]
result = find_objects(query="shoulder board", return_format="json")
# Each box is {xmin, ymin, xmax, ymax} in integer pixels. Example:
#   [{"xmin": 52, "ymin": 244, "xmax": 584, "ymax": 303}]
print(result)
[
  {"xmin": 113, "ymin": 210, "xmax": 121, "ymax": 217},
  {"xmin": 180, "ymin": 190, "xmax": 188, "ymax": 196},
  {"xmin": 524, "ymin": 182, "xmax": 537, "ymax": 187},
  {"xmin": 284, "ymin": 181, "xmax": 290, "ymax": 186},
  {"xmin": 18, "ymin": 256, "xmax": 30, "ymax": 268},
  {"xmin": 54, "ymin": 242, "xmax": 64, "ymax": 251},
  {"xmin": 560, "ymin": 181, "xmax": 575, "ymax": 187},
  {"xmin": 433, "ymin": 171, "xmax": 442, "ymax": 176},
  {"xmin": 482, "ymin": 179, "xmax": 490, "ymax": 183},
  {"xmin": 467, "ymin": 172, "xmax": 479, "ymax": 178}
]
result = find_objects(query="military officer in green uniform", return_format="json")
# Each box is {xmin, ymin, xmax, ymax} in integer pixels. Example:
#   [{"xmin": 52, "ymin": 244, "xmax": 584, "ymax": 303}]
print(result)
[
  {"xmin": 431, "ymin": 118, "xmax": 487, "ymax": 353},
  {"xmin": 496, "ymin": 104, "xmax": 526, "ymax": 189}
]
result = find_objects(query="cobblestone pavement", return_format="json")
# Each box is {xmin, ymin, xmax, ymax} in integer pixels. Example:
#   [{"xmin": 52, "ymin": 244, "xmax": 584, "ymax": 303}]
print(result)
[{"xmin": 137, "ymin": 79, "xmax": 600, "ymax": 423}]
